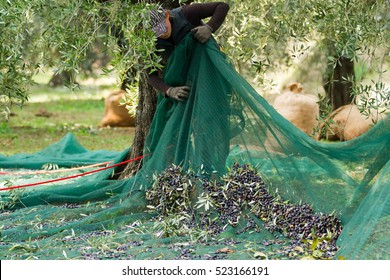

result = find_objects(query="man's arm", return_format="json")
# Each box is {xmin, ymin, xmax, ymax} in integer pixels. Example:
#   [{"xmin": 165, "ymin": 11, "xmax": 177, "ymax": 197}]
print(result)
[
  {"xmin": 182, "ymin": 2, "xmax": 229, "ymax": 32},
  {"xmin": 148, "ymin": 73, "xmax": 170, "ymax": 94}
]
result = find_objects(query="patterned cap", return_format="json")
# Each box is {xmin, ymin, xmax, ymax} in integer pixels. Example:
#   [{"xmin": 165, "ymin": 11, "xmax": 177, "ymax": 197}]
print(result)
[{"xmin": 150, "ymin": 8, "xmax": 167, "ymax": 38}]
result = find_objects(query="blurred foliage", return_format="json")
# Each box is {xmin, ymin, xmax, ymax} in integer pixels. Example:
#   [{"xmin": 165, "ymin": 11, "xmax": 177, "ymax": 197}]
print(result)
[
  {"xmin": 215, "ymin": 0, "xmax": 389, "ymax": 77},
  {"xmin": 204, "ymin": 0, "xmax": 390, "ymax": 121},
  {"xmin": 1, "ymin": 0, "xmax": 38, "ymax": 117},
  {"xmin": 0, "ymin": 0, "xmax": 161, "ymax": 120},
  {"xmin": 1, "ymin": 0, "xmax": 389, "ymax": 120}
]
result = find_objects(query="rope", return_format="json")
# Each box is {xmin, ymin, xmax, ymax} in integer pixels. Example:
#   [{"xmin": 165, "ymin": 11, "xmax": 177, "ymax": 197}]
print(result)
[
  {"xmin": 0, "ymin": 161, "xmax": 113, "ymax": 176},
  {"xmin": 0, "ymin": 155, "xmax": 144, "ymax": 192}
]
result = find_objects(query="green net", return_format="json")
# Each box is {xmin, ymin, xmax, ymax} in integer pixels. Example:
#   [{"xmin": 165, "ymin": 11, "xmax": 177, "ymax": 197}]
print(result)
[{"xmin": 1, "ymin": 34, "xmax": 389, "ymax": 260}]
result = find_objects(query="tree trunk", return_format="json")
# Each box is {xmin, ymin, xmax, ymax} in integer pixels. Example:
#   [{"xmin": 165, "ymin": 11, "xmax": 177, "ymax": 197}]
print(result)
[
  {"xmin": 116, "ymin": 72, "xmax": 158, "ymax": 178},
  {"xmin": 48, "ymin": 70, "xmax": 75, "ymax": 88},
  {"xmin": 323, "ymin": 56, "xmax": 355, "ymax": 111}
]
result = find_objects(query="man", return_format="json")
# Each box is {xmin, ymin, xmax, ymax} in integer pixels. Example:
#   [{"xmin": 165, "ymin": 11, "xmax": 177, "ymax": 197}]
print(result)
[{"xmin": 148, "ymin": 2, "xmax": 229, "ymax": 101}]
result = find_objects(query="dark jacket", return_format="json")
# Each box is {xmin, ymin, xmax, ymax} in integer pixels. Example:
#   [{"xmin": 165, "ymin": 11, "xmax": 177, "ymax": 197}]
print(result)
[{"xmin": 148, "ymin": 2, "xmax": 229, "ymax": 94}]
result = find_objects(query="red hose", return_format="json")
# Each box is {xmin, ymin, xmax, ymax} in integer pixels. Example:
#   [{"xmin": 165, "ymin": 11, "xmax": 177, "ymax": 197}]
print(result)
[{"xmin": 0, "ymin": 155, "xmax": 144, "ymax": 192}]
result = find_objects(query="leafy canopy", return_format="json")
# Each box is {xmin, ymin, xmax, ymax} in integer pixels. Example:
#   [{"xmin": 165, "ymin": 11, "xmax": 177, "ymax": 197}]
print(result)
[{"xmin": 1, "ymin": 0, "xmax": 389, "ymax": 119}]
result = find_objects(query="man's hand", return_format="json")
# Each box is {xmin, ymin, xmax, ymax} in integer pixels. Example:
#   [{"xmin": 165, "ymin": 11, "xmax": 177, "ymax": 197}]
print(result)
[
  {"xmin": 166, "ymin": 86, "xmax": 190, "ymax": 101},
  {"xmin": 191, "ymin": 25, "xmax": 213, "ymax": 44}
]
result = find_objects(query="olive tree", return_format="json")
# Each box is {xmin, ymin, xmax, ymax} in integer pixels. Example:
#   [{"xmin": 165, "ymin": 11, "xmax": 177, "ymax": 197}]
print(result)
[
  {"xmin": 1, "ymin": 0, "xmax": 188, "ymax": 176},
  {"xmin": 1, "ymin": 0, "xmax": 388, "ymax": 178}
]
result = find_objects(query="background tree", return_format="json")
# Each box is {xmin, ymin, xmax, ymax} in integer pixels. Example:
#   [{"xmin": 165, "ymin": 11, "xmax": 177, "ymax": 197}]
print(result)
[{"xmin": 215, "ymin": 0, "xmax": 389, "ymax": 111}]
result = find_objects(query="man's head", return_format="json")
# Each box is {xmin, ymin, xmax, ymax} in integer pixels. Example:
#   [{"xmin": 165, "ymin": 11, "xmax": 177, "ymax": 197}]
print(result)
[{"xmin": 150, "ymin": 8, "xmax": 171, "ymax": 39}]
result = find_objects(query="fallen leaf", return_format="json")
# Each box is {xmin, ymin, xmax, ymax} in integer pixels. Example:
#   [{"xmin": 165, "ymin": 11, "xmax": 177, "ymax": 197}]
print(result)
[
  {"xmin": 312, "ymin": 249, "xmax": 323, "ymax": 258},
  {"xmin": 253, "ymin": 251, "xmax": 267, "ymax": 259},
  {"xmin": 294, "ymin": 246, "xmax": 304, "ymax": 253},
  {"xmin": 215, "ymin": 247, "xmax": 234, "ymax": 254}
]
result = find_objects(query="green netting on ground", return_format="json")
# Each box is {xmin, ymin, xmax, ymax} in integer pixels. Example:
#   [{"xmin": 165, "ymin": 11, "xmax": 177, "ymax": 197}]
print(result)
[{"xmin": 0, "ymin": 34, "xmax": 389, "ymax": 260}]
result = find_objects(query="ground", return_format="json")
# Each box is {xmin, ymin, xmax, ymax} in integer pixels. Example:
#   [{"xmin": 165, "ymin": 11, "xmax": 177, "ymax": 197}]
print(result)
[{"xmin": 0, "ymin": 75, "xmax": 134, "ymax": 156}]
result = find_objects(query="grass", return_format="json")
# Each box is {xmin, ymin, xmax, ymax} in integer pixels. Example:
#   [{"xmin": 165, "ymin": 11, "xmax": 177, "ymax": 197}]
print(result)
[{"xmin": 0, "ymin": 79, "xmax": 134, "ymax": 156}]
